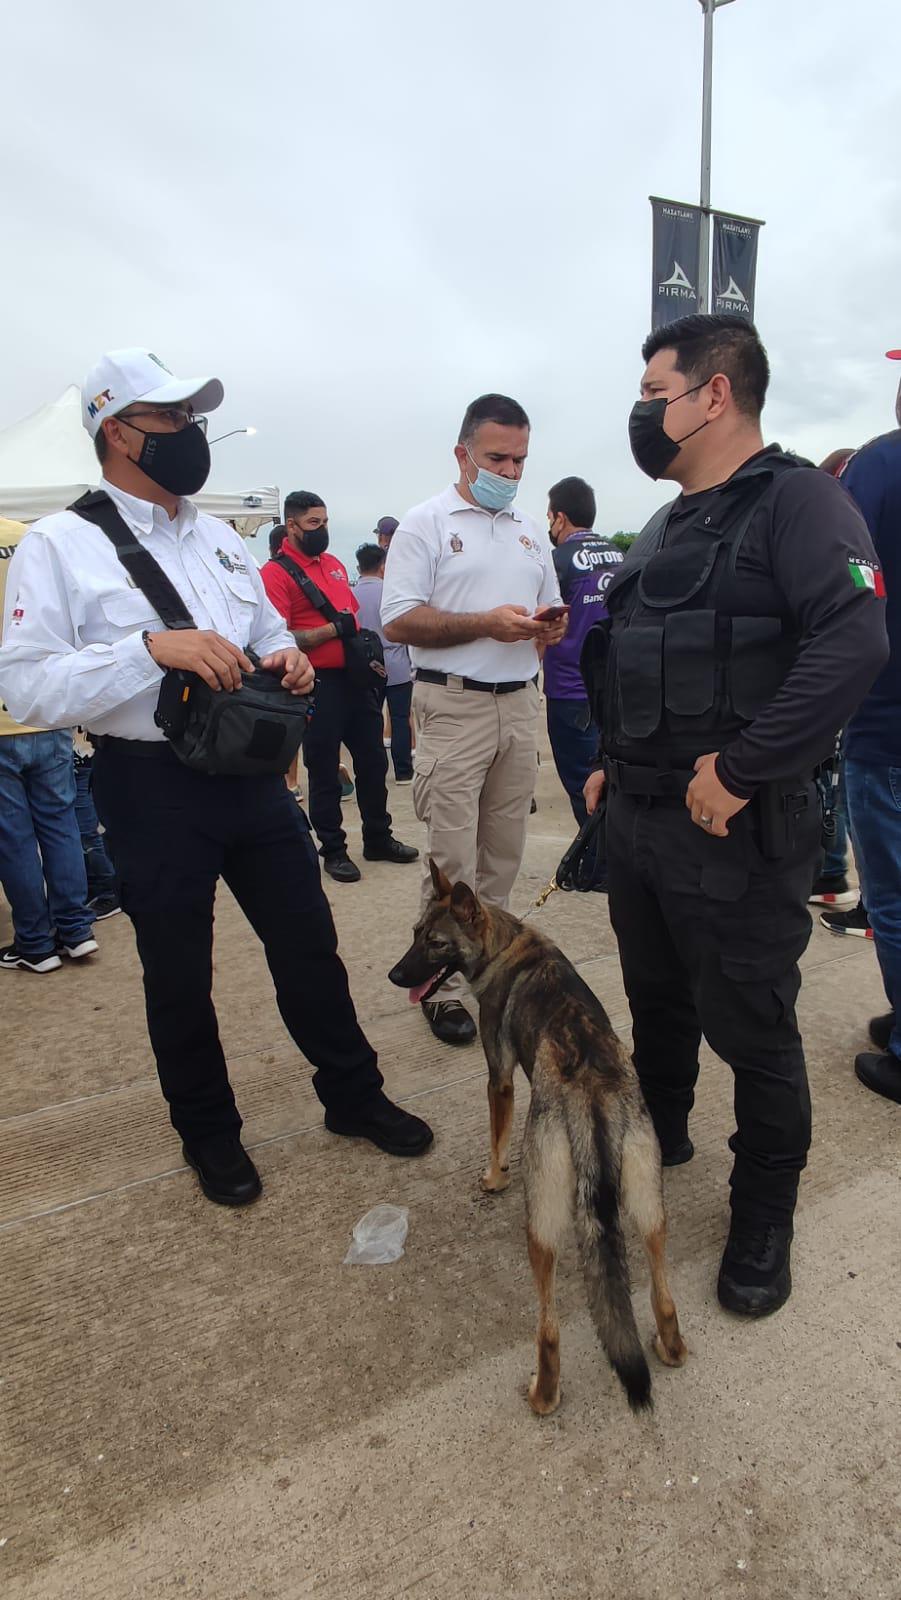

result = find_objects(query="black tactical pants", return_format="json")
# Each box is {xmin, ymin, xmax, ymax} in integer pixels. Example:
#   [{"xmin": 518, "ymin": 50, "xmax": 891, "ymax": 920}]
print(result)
[
  {"xmin": 93, "ymin": 742, "xmax": 383, "ymax": 1145},
  {"xmin": 303, "ymin": 668, "xmax": 392, "ymax": 860},
  {"xmin": 607, "ymin": 784, "xmax": 821, "ymax": 1226}
]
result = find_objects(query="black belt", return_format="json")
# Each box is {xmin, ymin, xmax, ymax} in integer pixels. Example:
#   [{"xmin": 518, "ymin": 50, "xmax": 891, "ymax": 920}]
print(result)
[
  {"xmin": 415, "ymin": 669, "xmax": 537, "ymax": 695},
  {"xmin": 89, "ymin": 734, "xmax": 174, "ymax": 760},
  {"xmin": 606, "ymin": 759, "xmax": 696, "ymax": 801}
]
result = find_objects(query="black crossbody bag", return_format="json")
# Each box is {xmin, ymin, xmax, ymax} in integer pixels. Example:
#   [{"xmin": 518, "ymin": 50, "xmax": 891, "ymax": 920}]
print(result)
[
  {"xmin": 271, "ymin": 554, "xmax": 387, "ymax": 693},
  {"xmin": 71, "ymin": 491, "xmax": 312, "ymax": 777}
]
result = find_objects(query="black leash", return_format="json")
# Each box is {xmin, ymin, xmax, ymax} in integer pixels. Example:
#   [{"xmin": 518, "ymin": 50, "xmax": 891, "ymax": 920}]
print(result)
[{"xmin": 520, "ymin": 799, "xmax": 608, "ymax": 919}]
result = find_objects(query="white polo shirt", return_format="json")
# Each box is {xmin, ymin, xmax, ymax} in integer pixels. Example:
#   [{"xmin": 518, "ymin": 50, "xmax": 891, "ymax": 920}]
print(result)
[
  {"xmin": 380, "ymin": 484, "xmax": 560, "ymax": 682},
  {"xmin": 0, "ymin": 480, "xmax": 293, "ymax": 741}
]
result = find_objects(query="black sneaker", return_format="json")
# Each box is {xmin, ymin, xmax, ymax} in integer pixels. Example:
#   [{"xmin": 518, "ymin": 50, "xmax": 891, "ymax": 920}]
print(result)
[
  {"xmin": 87, "ymin": 894, "xmax": 122, "ymax": 921},
  {"xmin": 819, "ymin": 899, "xmax": 873, "ymax": 938},
  {"xmin": 362, "ymin": 837, "xmax": 419, "ymax": 864},
  {"xmin": 808, "ymin": 873, "xmax": 857, "ymax": 909},
  {"xmin": 0, "ymin": 942, "xmax": 62, "ymax": 974},
  {"xmin": 324, "ymin": 852, "xmax": 362, "ymax": 883},
  {"xmin": 717, "ymin": 1220, "xmax": 793, "ymax": 1317},
  {"xmin": 869, "ymin": 1013, "xmax": 894, "ymax": 1052},
  {"xmin": 182, "ymin": 1137, "xmax": 262, "ymax": 1206},
  {"xmin": 324, "ymin": 1090, "xmax": 434, "ymax": 1156}
]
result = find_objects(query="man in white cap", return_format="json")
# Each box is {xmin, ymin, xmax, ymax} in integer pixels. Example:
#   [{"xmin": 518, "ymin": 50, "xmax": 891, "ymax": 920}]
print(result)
[{"xmin": 0, "ymin": 349, "xmax": 433, "ymax": 1206}]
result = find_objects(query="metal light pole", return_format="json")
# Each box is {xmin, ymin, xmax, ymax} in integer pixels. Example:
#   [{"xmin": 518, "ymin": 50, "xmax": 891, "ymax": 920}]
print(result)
[
  {"xmin": 697, "ymin": 0, "xmax": 735, "ymax": 312},
  {"xmin": 209, "ymin": 426, "xmax": 257, "ymax": 445}
]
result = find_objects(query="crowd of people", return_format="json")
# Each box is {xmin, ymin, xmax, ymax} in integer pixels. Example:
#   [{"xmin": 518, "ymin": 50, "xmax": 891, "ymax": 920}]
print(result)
[{"xmin": 0, "ymin": 314, "xmax": 897, "ymax": 1321}]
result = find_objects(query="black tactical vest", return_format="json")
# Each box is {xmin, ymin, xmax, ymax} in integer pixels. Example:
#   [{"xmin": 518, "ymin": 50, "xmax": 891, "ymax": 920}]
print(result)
[{"xmin": 581, "ymin": 451, "xmax": 803, "ymax": 768}]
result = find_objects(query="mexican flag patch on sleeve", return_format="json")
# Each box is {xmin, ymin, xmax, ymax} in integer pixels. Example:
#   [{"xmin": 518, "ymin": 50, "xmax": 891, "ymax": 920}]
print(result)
[{"xmin": 848, "ymin": 559, "xmax": 886, "ymax": 596}]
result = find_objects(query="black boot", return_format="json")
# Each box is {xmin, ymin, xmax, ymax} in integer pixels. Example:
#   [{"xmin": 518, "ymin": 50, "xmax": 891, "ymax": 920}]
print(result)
[
  {"xmin": 183, "ymin": 1137, "xmax": 262, "ymax": 1206},
  {"xmin": 855, "ymin": 1051, "xmax": 901, "ymax": 1104},
  {"xmin": 660, "ymin": 1137, "xmax": 694, "ymax": 1168},
  {"xmin": 422, "ymin": 999, "xmax": 477, "ymax": 1046},
  {"xmin": 363, "ymin": 837, "xmax": 419, "ymax": 864},
  {"xmin": 868, "ymin": 1013, "xmax": 894, "ymax": 1052},
  {"xmin": 324, "ymin": 1090, "xmax": 434, "ymax": 1156},
  {"xmin": 324, "ymin": 851, "xmax": 362, "ymax": 883},
  {"xmin": 643, "ymin": 1103, "xmax": 693, "ymax": 1168},
  {"xmin": 717, "ymin": 1219, "xmax": 793, "ymax": 1317}
]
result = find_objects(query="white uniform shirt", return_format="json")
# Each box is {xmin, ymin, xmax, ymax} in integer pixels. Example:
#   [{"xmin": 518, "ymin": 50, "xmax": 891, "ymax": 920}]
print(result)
[
  {"xmin": 380, "ymin": 484, "xmax": 560, "ymax": 682},
  {"xmin": 0, "ymin": 480, "xmax": 293, "ymax": 741}
]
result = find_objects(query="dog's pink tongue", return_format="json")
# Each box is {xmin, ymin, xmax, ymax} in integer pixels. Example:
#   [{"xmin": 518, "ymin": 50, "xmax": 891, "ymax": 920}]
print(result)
[{"xmin": 408, "ymin": 981, "xmax": 434, "ymax": 1005}]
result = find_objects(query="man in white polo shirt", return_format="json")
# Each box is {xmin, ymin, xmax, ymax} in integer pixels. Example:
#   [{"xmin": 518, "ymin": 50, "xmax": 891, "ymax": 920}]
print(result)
[{"xmin": 381, "ymin": 393, "xmax": 565, "ymax": 1045}]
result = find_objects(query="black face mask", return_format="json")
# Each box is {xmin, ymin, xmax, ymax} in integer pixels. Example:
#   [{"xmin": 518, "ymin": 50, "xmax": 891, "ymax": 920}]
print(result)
[
  {"xmin": 133, "ymin": 422, "xmax": 211, "ymax": 496},
  {"xmin": 299, "ymin": 528, "xmax": 329, "ymax": 557},
  {"xmin": 628, "ymin": 380, "xmax": 711, "ymax": 480}
]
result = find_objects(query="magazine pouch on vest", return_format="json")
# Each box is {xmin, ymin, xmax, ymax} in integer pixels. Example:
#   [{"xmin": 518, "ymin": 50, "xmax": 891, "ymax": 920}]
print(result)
[
  {"xmin": 271, "ymin": 554, "xmax": 387, "ymax": 694},
  {"xmin": 70, "ymin": 491, "xmax": 312, "ymax": 776}
]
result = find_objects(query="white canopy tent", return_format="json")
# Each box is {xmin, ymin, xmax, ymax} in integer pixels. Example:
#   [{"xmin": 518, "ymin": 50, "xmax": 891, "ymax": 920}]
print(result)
[{"xmin": 0, "ymin": 386, "xmax": 279, "ymax": 535}]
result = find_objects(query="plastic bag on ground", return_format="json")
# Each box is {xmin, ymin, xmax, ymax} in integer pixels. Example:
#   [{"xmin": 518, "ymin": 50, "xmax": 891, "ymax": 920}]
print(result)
[{"xmin": 343, "ymin": 1204, "xmax": 409, "ymax": 1265}]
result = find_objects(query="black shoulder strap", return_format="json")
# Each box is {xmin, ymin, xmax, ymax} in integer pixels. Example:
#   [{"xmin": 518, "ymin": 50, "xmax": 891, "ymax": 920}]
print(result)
[
  {"xmin": 270, "ymin": 552, "xmax": 343, "ymax": 627},
  {"xmin": 68, "ymin": 490, "xmax": 196, "ymax": 631}
]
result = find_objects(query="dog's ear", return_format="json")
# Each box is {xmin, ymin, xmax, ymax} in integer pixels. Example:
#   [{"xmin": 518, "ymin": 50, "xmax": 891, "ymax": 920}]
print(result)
[
  {"xmin": 450, "ymin": 881, "xmax": 480, "ymax": 925},
  {"xmin": 429, "ymin": 857, "xmax": 453, "ymax": 900}
]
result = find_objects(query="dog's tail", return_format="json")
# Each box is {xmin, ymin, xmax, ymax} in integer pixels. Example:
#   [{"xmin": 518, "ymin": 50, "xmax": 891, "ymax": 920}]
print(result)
[{"xmin": 566, "ymin": 1100, "xmax": 652, "ymax": 1412}]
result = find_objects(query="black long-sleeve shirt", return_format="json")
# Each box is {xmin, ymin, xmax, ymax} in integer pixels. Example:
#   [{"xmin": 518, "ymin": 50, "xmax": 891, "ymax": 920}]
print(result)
[{"xmin": 658, "ymin": 448, "xmax": 889, "ymax": 796}]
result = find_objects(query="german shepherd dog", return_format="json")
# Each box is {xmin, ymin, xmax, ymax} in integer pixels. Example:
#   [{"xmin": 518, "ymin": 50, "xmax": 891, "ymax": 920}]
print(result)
[{"xmin": 388, "ymin": 861, "xmax": 686, "ymax": 1416}]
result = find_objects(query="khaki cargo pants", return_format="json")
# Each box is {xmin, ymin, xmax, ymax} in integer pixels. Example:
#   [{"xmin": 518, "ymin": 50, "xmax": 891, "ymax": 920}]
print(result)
[{"xmin": 411, "ymin": 676, "xmax": 540, "ymax": 1001}]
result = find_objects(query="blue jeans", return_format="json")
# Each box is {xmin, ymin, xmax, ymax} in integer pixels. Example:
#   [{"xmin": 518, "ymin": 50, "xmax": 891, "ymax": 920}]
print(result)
[
  {"xmin": 74, "ymin": 753, "xmax": 117, "ymax": 899},
  {"xmin": 844, "ymin": 758, "xmax": 901, "ymax": 1059},
  {"xmin": 0, "ymin": 731, "xmax": 92, "ymax": 955},
  {"xmin": 546, "ymin": 698, "xmax": 599, "ymax": 826},
  {"xmin": 384, "ymin": 681, "xmax": 413, "ymax": 780}
]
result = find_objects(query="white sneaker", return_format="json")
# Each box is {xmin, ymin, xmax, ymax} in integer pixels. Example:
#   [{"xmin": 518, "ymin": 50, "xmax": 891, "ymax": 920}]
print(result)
[{"xmin": 59, "ymin": 937, "xmax": 99, "ymax": 960}]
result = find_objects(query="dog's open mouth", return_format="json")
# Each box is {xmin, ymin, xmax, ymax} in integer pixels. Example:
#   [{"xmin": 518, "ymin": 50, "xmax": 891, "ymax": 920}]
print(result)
[{"xmin": 408, "ymin": 965, "xmax": 454, "ymax": 1006}]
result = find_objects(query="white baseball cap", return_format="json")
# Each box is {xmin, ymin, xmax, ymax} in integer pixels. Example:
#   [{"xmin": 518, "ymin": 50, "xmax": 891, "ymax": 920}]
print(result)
[{"xmin": 81, "ymin": 348, "xmax": 224, "ymax": 438}]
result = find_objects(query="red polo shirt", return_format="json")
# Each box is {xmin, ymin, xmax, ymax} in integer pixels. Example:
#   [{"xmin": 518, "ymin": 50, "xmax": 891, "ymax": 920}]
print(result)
[{"xmin": 261, "ymin": 537, "xmax": 359, "ymax": 670}]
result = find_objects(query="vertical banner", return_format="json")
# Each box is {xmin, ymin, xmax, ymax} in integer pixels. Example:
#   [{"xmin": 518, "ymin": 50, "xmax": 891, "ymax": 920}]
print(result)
[
  {"xmin": 650, "ymin": 198, "xmax": 702, "ymax": 329},
  {"xmin": 712, "ymin": 214, "xmax": 761, "ymax": 320}
]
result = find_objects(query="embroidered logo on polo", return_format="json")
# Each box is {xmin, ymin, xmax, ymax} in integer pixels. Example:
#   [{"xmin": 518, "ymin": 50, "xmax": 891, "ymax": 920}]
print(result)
[
  {"xmin": 214, "ymin": 547, "xmax": 249, "ymax": 576},
  {"xmin": 848, "ymin": 559, "xmax": 886, "ymax": 596}
]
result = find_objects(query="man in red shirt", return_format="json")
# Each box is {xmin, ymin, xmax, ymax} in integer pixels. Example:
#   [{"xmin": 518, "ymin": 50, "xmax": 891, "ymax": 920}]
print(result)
[{"xmin": 262, "ymin": 491, "xmax": 418, "ymax": 882}]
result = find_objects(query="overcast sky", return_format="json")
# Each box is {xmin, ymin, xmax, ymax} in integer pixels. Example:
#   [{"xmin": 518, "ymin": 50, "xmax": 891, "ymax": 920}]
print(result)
[{"xmin": 5, "ymin": 0, "xmax": 900, "ymax": 564}]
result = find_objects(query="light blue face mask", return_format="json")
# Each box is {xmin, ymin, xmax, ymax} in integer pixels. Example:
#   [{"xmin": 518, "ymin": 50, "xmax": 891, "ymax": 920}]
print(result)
[{"xmin": 465, "ymin": 448, "xmax": 519, "ymax": 511}]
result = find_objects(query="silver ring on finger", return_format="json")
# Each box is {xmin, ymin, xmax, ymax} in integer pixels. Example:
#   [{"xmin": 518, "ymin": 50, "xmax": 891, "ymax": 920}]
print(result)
[{"xmin": 700, "ymin": 815, "xmax": 714, "ymax": 828}]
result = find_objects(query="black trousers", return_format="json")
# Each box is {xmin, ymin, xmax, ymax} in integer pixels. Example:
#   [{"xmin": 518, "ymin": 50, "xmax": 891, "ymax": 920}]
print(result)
[
  {"xmin": 303, "ymin": 669, "xmax": 392, "ymax": 859},
  {"xmin": 607, "ymin": 785, "xmax": 821, "ymax": 1225},
  {"xmin": 92, "ymin": 744, "xmax": 383, "ymax": 1145}
]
